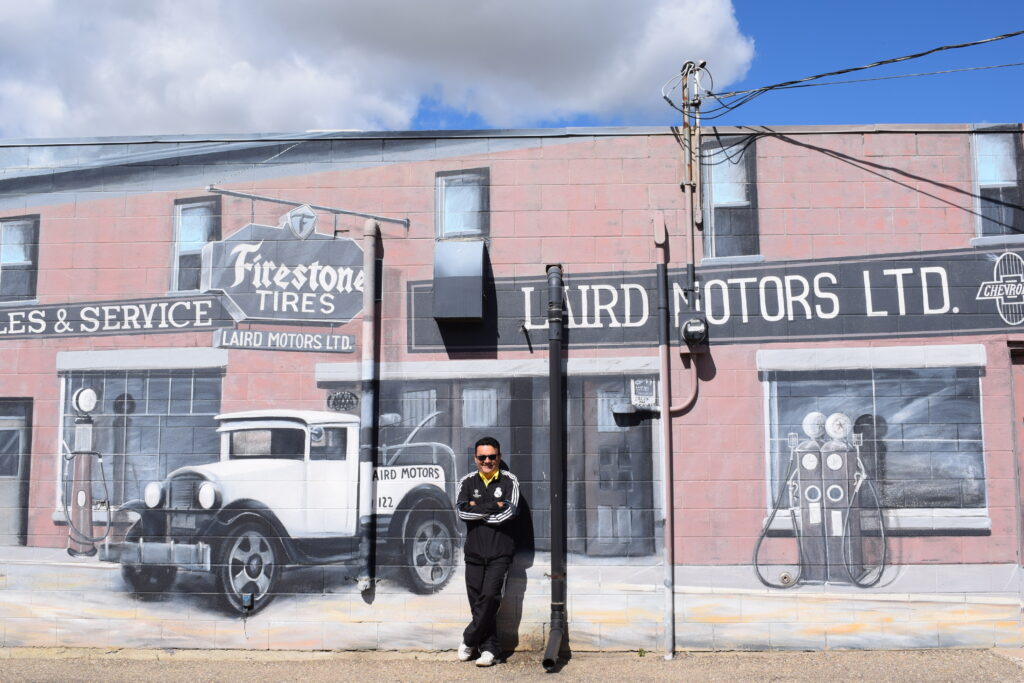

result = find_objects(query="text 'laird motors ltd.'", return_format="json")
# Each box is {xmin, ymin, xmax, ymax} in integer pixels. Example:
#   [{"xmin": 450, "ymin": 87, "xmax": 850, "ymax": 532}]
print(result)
[{"xmin": 409, "ymin": 248, "xmax": 1024, "ymax": 351}]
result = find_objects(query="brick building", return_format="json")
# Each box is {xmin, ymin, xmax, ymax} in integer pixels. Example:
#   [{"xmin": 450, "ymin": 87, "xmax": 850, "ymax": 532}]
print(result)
[{"xmin": 0, "ymin": 123, "xmax": 1021, "ymax": 650}]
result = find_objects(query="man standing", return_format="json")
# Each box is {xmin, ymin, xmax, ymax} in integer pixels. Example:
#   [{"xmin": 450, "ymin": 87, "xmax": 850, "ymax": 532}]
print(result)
[{"xmin": 456, "ymin": 436, "xmax": 520, "ymax": 667}]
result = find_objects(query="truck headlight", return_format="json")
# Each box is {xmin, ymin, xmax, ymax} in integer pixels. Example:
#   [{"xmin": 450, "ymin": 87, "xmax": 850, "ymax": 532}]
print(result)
[
  {"xmin": 197, "ymin": 482, "xmax": 220, "ymax": 510},
  {"xmin": 144, "ymin": 482, "xmax": 163, "ymax": 508}
]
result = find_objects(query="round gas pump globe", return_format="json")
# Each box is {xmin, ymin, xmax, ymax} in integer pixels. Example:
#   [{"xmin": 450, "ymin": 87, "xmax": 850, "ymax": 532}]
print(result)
[
  {"xmin": 801, "ymin": 411, "xmax": 827, "ymax": 439},
  {"xmin": 825, "ymin": 412, "xmax": 853, "ymax": 440},
  {"xmin": 72, "ymin": 388, "xmax": 99, "ymax": 415},
  {"xmin": 144, "ymin": 482, "xmax": 163, "ymax": 508}
]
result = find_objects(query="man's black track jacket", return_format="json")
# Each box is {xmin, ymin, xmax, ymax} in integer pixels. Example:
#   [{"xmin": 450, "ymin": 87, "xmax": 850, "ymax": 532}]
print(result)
[{"xmin": 456, "ymin": 468, "xmax": 520, "ymax": 561}]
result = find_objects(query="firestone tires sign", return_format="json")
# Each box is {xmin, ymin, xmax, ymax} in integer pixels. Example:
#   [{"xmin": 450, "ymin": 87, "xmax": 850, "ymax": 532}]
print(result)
[{"xmin": 201, "ymin": 206, "xmax": 364, "ymax": 324}]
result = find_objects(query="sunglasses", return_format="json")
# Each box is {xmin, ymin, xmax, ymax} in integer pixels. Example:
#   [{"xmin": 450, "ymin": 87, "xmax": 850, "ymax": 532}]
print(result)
[{"xmin": 475, "ymin": 454, "xmax": 498, "ymax": 462}]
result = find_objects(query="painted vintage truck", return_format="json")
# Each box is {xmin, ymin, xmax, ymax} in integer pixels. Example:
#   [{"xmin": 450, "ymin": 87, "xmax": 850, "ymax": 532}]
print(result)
[{"xmin": 98, "ymin": 409, "xmax": 459, "ymax": 614}]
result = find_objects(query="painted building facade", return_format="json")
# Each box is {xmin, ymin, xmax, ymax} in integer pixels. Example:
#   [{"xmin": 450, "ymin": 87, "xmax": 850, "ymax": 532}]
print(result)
[{"xmin": 0, "ymin": 123, "xmax": 1023, "ymax": 650}]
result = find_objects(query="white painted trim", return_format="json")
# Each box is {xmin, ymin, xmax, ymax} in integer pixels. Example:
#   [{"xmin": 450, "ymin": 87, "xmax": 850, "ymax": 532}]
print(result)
[
  {"xmin": 316, "ymin": 356, "xmax": 659, "ymax": 382},
  {"xmin": 970, "ymin": 235, "xmax": 1024, "ymax": 248},
  {"xmin": 701, "ymin": 254, "xmax": 766, "ymax": 266},
  {"xmin": 766, "ymin": 508, "xmax": 992, "ymax": 533},
  {"xmin": 756, "ymin": 343, "xmax": 986, "ymax": 371},
  {"xmin": 56, "ymin": 347, "xmax": 229, "ymax": 371}
]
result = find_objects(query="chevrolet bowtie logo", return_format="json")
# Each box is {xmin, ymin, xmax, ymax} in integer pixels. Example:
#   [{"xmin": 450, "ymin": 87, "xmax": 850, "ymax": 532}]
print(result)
[{"xmin": 977, "ymin": 252, "xmax": 1024, "ymax": 325}]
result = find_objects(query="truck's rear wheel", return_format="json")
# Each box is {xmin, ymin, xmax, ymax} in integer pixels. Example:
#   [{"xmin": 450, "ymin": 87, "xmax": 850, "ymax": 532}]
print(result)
[
  {"xmin": 403, "ymin": 512, "xmax": 456, "ymax": 594},
  {"xmin": 121, "ymin": 522, "xmax": 178, "ymax": 594},
  {"xmin": 215, "ymin": 522, "xmax": 280, "ymax": 614}
]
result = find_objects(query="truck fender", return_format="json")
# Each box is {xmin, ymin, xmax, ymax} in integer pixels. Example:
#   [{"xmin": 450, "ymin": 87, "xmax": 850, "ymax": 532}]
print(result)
[
  {"xmin": 209, "ymin": 500, "xmax": 298, "ymax": 563},
  {"xmin": 388, "ymin": 484, "xmax": 459, "ymax": 548},
  {"xmin": 117, "ymin": 499, "xmax": 162, "ymax": 537}
]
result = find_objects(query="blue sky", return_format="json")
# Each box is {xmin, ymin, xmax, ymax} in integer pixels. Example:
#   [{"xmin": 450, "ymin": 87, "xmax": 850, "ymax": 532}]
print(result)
[
  {"xmin": 412, "ymin": 1, "xmax": 1024, "ymax": 130},
  {"xmin": 0, "ymin": 1, "xmax": 1021, "ymax": 139},
  {"xmin": 709, "ymin": 1, "xmax": 1024, "ymax": 127}
]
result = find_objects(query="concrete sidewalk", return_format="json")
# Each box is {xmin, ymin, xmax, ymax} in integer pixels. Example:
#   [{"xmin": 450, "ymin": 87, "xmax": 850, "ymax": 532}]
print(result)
[{"xmin": 1, "ymin": 647, "xmax": 1024, "ymax": 682}]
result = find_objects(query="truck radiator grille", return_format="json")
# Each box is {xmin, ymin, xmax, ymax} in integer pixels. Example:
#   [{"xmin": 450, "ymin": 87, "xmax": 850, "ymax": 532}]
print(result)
[{"xmin": 169, "ymin": 478, "xmax": 197, "ymax": 509}]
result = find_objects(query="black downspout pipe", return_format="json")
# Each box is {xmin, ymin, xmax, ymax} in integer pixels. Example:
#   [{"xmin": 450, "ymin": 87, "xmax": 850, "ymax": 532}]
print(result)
[{"xmin": 543, "ymin": 264, "xmax": 566, "ymax": 672}]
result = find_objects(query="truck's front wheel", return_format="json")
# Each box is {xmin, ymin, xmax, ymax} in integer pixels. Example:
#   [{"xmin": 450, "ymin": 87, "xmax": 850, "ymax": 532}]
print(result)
[
  {"xmin": 121, "ymin": 522, "xmax": 178, "ymax": 594},
  {"xmin": 215, "ymin": 522, "xmax": 280, "ymax": 614},
  {"xmin": 403, "ymin": 512, "xmax": 456, "ymax": 594}
]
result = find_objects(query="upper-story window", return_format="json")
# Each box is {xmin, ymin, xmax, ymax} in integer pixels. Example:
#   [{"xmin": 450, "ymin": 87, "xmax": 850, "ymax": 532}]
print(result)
[
  {"xmin": 172, "ymin": 196, "xmax": 221, "ymax": 292},
  {"xmin": 0, "ymin": 215, "xmax": 39, "ymax": 303},
  {"xmin": 973, "ymin": 131, "xmax": 1023, "ymax": 237},
  {"xmin": 702, "ymin": 136, "xmax": 759, "ymax": 259},
  {"xmin": 435, "ymin": 168, "xmax": 489, "ymax": 239}
]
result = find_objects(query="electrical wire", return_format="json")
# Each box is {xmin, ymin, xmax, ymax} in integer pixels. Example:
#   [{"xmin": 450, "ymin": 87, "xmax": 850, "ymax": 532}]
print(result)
[
  {"xmin": 690, "ymin": 29, "xmax": 1024, "ymax": 120},
  {"xmin": 770, "ymin": 61, "xmax": 1024, "ymax": 90},
  {"xmin": 713, "ymin": 29, "xmax": 1024, "ymax": 98}
]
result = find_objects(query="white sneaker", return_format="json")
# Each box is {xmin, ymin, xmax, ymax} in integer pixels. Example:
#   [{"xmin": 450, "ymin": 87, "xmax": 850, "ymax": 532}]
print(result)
[
  {"xmin": 457, "ymin": 643, "xmax": 475, "ymax": 662},
  {"xmin": 475, "ymin": 650, "xmax": 496, "ymax": 667}
]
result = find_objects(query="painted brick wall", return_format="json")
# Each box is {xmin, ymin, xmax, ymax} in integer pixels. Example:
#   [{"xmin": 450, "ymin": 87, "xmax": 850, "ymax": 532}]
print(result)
[{"xmin": 0, "ymin": 125, "xmax": 1022, "ymax": 651}]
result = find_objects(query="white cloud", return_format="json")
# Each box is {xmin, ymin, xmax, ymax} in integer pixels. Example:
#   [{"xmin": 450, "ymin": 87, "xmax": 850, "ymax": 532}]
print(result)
[{"xmin": 0, "ymin": 0, "xmax": 753, "ymax": 138}]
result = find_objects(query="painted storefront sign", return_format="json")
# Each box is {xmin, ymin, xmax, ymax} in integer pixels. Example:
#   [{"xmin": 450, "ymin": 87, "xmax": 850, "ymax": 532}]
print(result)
[
  {"xmin": 202, "ymin": 205, "xmax": 364, "ymax": 325},
  {"xmin": 409, "ymin": 247, "xmax": 1024, "ymax": 351},
  {"xmin": 0, "ymin": 296, "xmax": 228, "ymax": 339},
  {"xmin": 214, "ymin": 328, "xmax": 355, "ymax": 353}
]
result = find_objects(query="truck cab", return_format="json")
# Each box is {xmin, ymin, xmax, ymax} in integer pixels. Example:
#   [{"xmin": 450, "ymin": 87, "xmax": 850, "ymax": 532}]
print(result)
[{"xmin": 99, "ymin": 409, "xmax": 458, "ymax": 614}]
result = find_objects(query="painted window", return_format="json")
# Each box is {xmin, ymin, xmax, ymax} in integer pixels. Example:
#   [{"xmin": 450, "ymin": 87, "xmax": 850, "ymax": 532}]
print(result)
[
  {"xmin": 702, "ymin": 136, "xmax": 759, "ymax": 258},
  {"xmin": 61, "ymin": 369, "xmax": 222, "ymax": 506},
  {"xmin": 310, "ymin": 427, "xmax": 347, "ymax": 462},
  {"xmin": 462, "ymin": 388, "xmax": 497, "ymax": 428},
  {"xmin": 172, "ymin": 196, "xmax": 221, "ymax": 291},
  {"xmin": 402, "ymin": 388, "xmax": 438, "ymax": 427},
  {"xmin": 765, "ymin": 366, "xmax": 985, "ymax": 511},
  {"xmin": 0, "ymin": 215, "xmax": 39, "ymax": 302},
  {"xmin": 973, "ymin": 131, "xmax": 1023, "ymax": 237},
  {"xmin": 435, "ymin": 168, "xmax": 489, "ymax": 238}
]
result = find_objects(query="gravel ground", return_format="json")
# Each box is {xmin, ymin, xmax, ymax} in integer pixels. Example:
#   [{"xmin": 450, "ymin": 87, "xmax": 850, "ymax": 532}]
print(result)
[{"xmin": 1, "ymin": 648, "xmax": 1024, "ymax": 682}]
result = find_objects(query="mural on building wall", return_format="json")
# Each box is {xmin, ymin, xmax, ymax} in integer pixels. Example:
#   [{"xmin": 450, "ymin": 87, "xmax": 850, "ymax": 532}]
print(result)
[
  {"xmin": 42, "ymin": 184, "xmax": 658, "ymax": 618},
  {"xmin": 1, "ymin": 129, "xmax": 1022, "ymax": 651}
]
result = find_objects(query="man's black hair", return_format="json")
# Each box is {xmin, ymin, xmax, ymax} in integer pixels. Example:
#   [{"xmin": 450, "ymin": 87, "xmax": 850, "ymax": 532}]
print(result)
[{"xmin": 474, "ymin": 436, "xmax": 501, "ymax": 454}]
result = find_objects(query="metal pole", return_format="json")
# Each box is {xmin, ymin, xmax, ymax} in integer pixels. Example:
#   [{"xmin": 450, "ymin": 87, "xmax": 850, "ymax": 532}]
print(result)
[
  {"xmin": 542, "ymin": 264, "xmax": 566, "ymax": 672},
  {"xmin": 655, "ymin": 221, "xmax": 675, "ymax": 660},
  {"xmin": 356, "ymin": 218, "xmax": 380, "ymax": 592}
]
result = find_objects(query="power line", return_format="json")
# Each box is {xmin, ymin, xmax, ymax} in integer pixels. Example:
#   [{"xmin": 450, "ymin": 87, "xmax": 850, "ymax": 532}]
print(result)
[
  {"xmin": 710, "ymin": 29, "xmax": 1024, "ymax": 99},
  {"xmin": 691, "ymin": 29, "xmax": 1024, "ymax": 120},
  {"xmin": 772, "ymin": 61, "xmax": 1024, "ymax": 90}
]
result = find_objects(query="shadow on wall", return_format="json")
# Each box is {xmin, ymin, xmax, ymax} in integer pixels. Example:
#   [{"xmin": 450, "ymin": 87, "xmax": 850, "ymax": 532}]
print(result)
[{"xmin": 497, "ymin": 495, "xmax": 535, "ymax": 654}]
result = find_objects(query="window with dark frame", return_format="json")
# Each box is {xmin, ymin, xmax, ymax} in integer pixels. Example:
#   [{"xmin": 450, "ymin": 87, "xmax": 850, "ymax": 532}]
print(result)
[
  {"xmin": 60, "ymin": 369, "xmax": 222, "ymax": 507},
  {"xmin": 173, "ymin": 196, "xmax": 221, "ymax": 291},
  {"xmin": 435, "ymin": 168, "xmax": 489, "ymax": 239},
  {"xmin": 701, "ymin": 136, "xmax": 759, "ymax": 258},
  {"xmin": 0, "ymin": 215, "xmax": 39, "ymax": 302},
  {"xmin": 973, "ymin": 131, "xmax": 1024, "ymax": 237},
  {"xmin": 765, "ymin": 366, "xmax": 985, "ymax": 512}
]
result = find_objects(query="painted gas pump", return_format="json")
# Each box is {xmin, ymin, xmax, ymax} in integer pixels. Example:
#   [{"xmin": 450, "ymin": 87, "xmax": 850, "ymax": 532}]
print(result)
[
  {"xmin": 755, "ymin": 411, "xmax": 886, "ymax": 588},
  {"xmin": 64, "ymin": 387, "xmax": 111, "ymax": 556}
]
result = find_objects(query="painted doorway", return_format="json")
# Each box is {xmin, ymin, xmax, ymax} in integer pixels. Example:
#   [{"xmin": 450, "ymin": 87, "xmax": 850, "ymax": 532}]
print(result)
[
  {"xmin": 581, "ymin": 378, "xmax": 655, "ymax": 557},
  {"xmin": 0, "ymin": 399, "xmax": 32, "ymax": 545}
]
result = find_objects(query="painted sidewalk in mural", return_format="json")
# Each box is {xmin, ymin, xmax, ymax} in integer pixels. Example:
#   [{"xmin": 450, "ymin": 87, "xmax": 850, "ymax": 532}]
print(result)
[{"xmin": 0, "ymin": 547, "xmax": 1021, "ymax": 651}]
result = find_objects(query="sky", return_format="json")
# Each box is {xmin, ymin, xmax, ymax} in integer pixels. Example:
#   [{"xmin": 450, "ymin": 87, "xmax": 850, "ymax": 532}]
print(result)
[{"xmin": 0, "ymin": 0, "xmax": 1022, "ymax": 139}]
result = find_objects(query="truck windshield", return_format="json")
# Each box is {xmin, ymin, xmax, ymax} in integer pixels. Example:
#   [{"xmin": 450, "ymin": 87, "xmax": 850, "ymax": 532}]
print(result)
[{"xmin": 228, "ymin": 428, "xmax": 305, "ymax": 460}]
